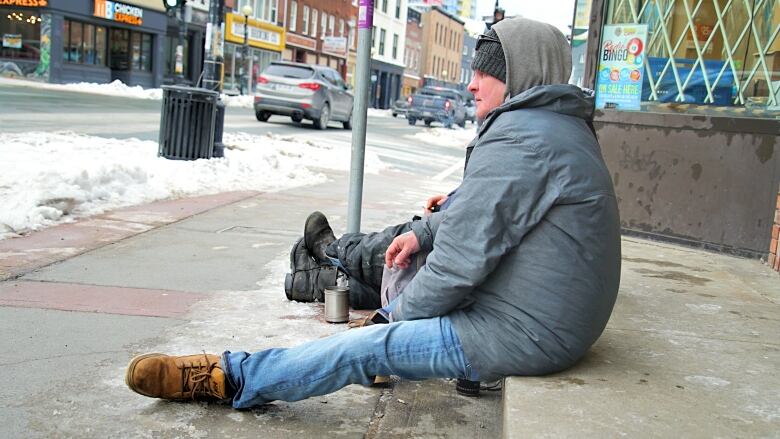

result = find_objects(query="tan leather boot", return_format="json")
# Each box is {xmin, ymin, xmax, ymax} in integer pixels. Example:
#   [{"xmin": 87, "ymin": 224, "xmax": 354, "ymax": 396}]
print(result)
[{"xmin": 125, "ymin": 353, "xmax": 229, "ymax": 401}]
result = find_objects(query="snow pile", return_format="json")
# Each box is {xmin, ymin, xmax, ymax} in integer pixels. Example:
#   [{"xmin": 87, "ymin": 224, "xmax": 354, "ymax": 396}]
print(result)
[
  {"xmin": 367, "ymin": 108, "xmax": 394, "ymax": 118},
  {"xmin": 0, "ymin": 131, "xmax": 386, "ymax": 239},
  {"xmin": 407, "ymin": 126, "xmax": 477, "ymax": 148},
  {"xmin": 221, "ymin": 94, "xmax": 255, "ymax": 109},
  {"xmin": 0, "ymin": 77, "xmax": 252, "ymax": 108},
  {"xmin": 59, "ymin": 80, "xmax": 163, "ymax": 100}
]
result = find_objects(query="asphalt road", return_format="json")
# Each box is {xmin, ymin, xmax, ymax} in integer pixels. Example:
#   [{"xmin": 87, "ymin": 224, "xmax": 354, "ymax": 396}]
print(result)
[{"xmin": 0, "ymin": 83, "xmax": 470, "ymax": 178}]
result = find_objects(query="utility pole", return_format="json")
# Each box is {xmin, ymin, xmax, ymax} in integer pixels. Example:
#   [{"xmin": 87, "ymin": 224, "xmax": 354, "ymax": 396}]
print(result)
[
  {"xmin": 202, "ymin": 0, "xmax": 226, "ymax": 157},
  {"xmin": 203, "ymin": 0, "xmax": 225, "ymax": 92},
  {"xmin": 175, "ymin": 3, "xmax": 190, "ymax": 83},
  {"xmin": 346, "ymin": 0, "xmax": 374, "ymax": 233}
]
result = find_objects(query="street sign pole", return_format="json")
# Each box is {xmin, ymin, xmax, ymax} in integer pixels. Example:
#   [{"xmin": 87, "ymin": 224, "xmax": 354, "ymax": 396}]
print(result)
[
  {"xmin": 203, "ymin": 0, "xmax": 225, "ymax": 92},
  {"xmin": 346, "ymin": 0, "xmax": 374, "ymax": 233}
]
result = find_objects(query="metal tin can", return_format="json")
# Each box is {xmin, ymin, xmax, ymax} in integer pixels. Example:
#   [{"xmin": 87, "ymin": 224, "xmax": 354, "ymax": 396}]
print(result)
[{"xmin": 324, "ymin": 286, "xmax": 350, "ymax": 323}]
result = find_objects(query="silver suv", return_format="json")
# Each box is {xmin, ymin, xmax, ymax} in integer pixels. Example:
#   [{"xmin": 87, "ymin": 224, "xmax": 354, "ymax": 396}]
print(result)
[{"xmin": 254, "ymin": 61, "xmax": 354, "ymax": 130}]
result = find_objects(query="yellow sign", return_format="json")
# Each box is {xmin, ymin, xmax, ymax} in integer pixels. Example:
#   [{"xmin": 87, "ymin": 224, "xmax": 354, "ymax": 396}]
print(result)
[
  {"xmin": 94, "ymin": 0, "xmax": 144, "ymax": 26},
  {"xmin": 225, "ymin": 13, "xmax": 285, "ymax": 53},
  {"xmin": 0, "ymin": 0, "xmax": 48, "ymax": 6}
]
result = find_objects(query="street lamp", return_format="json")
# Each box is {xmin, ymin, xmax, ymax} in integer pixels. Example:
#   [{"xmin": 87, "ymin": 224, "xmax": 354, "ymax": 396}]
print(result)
[{"xmin": 241, "ymin": 4, "xmax": 253, "ymax": 95}]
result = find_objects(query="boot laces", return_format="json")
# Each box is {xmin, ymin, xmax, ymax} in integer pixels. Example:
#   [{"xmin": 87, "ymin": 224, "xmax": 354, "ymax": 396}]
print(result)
[{"xmin": 182, "ymin": 353, "xmax": 219, "ymax": 400}]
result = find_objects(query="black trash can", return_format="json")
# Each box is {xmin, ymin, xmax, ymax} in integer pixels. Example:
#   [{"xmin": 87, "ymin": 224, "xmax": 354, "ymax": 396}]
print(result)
[{"xmin": 158, "ymin": 85, "xmax": 219, "ymax": 160}]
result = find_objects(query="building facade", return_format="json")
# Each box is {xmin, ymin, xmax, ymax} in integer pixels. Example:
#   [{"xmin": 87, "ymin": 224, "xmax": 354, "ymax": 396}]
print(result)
[
  {"xmin": 226, "ymin": 0, "xmax": 285, "ymax": 93},
  {"xmin": 1, "ymin": 0, "xmax": 168, "ymax": 87},
  {"xmin": 401, "ymin": 5, "xmax": 421, "ymax": 97},
  {"xmin": 280, "ymin": 0, "xmax": 355, "ymax": 82},
  {"xmin": 576, "ymin": 0, "xmax": 780, "ymax": 258},
  {"xmin": 419, "ymin": 5, "xmax": 463, "ymax": 87},
  {"xmin": 459, "ymin": 30, "xmax": 474, "ymax": 87},
  {"xmin": 369, "ymin": 0, "xmax": 407, "ymax": 108}
]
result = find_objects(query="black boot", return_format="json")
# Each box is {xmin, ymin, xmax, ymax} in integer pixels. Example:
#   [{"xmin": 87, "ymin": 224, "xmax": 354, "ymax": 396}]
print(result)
[
  {"xmin": 284, "ymin": 237, "xmax": 337, "ymax": 302},
  {"xmin": 304, "ymin": 211, "xmax": 336, "ymax": 265}
]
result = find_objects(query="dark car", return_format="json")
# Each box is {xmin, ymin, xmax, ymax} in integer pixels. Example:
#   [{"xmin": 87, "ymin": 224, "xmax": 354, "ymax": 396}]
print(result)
[
  {"xmin": 253, "ymin": 61, "xmax": 353, "ymax": 130},
  {"xmin": 391, "ymin": 97, "xmax": 411, "ymax": 117},
  {"xmin": 406, "ymin": 86, "xmax": 468, "ymax": 128}
]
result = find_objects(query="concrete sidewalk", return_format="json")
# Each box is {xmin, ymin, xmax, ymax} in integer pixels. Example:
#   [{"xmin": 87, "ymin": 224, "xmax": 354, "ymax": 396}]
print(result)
[{"xmin": 1, "ymin": 168, "xmax": 778, "ymax": 437}]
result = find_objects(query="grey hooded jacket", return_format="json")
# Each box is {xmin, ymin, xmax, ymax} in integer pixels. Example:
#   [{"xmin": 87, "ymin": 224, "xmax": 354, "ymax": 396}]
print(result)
[{"xmin": 394, "ymin": 84, "xmax": 622, "ymax": 380}]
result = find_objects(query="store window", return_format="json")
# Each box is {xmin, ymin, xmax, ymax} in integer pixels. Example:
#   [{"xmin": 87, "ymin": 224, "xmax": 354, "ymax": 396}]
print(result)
[
  {"xmin": 109, "ymin": 29, "xmax": 152, "ymax": 72},
  {"xmin": 1, "ymin": 8, "xmax": 41, "ymax": 61},
  {"xmin": 63, "ymin": 20, "xmax": 107, "ymax": 66},
  {"xmin": 592, "ymin": 0, "xmax": 779, "ymax": 117}
]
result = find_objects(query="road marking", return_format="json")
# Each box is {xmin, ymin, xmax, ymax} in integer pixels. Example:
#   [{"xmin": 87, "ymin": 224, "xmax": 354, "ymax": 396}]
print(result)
[{"xmin": 432, "ymin": 158, "xmax": 465, "ymax": 181}]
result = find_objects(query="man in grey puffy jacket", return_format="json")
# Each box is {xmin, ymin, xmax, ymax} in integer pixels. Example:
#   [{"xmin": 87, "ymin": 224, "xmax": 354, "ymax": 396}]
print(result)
[{"xmin": 124, "ymin": 17, "xmax": 621, "ymax": 407}]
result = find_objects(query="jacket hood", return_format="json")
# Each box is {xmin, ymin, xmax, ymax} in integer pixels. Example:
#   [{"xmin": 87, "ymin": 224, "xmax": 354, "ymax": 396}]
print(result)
[{"xmin": 492, "ymin": 17, "xmax": 572, "ymax": 98}]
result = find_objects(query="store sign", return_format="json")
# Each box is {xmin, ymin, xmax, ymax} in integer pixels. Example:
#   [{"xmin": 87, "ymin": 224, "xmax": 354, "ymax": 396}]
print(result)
[
  {"xmin": 225, "ymin": 13, "xmax": 284, "ymax": 52},
  {"xmin": 94, "ymin": 0, "xmax": 143, "ymax": 26},
  {"xmin": 595, "ymin": 24, "xmax": 648, "ymax": 111},
  {"xmin": 0, "ymin": 0, "xmax": 48, "ymax": 6},
  {"xmin": 323, "ymin": 36, "xmax": 347, "ymax": 58},
  {"xmin": 287, "ymin": 33, "xmax": 316, "ymax": 51},
  {"xmin": 2, "ymin": 34, "xmax": 22, "ymax": 49}
]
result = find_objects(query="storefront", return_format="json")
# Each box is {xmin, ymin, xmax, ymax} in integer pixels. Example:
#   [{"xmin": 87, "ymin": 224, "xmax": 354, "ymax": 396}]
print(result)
[
  {"xmin": 222, "ymin": 12, "xmax": 284, "ymax": 94},
  {"xmin": 0, "ymin": 0, "xmax": 166, "ymax": 87},
  {"xmin": 370, "ymin": 58, "xmax": 404, "ymax": 109},
  {"xmin": 576, "ymin": 0, "xmax": 779, "ymax": 257}
]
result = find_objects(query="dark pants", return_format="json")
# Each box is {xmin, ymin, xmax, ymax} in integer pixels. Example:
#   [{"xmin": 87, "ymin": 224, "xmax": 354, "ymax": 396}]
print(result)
[{"xmin": 325, "ymin": 221, "xmax": 413, "ymax": 310}]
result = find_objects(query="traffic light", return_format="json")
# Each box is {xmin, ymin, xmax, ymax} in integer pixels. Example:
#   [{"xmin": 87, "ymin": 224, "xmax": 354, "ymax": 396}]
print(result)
[{"xmin": 163, "ymin": 0, "xmax": 185, "ymax": 11}]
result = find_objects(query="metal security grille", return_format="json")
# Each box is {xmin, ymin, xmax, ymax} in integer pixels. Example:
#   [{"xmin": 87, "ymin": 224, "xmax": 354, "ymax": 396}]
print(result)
[
  {"xmin": 607, "ymin": 0, "xmax": 779, "ymax": 106},
  {"xmin": 158, "ymin": 86, "xmax": 219, "ymax": 160}
]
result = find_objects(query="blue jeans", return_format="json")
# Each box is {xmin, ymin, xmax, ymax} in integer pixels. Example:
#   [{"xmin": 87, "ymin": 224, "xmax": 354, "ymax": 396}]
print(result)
[{"xmin": 222, "ymin": 316, "xmax": 477, "ymax": 408}]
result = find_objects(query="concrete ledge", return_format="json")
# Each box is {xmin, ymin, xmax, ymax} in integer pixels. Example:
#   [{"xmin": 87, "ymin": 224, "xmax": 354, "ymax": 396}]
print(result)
[{"xmin": 502, "ymin": 238, "xmax": 780, "ymax": 438}]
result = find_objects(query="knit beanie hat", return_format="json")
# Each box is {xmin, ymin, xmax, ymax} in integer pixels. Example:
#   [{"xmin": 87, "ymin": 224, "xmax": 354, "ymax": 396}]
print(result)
[{"xmin": 470, "ymin": 29, "xmax": 506, "ymax": 83}]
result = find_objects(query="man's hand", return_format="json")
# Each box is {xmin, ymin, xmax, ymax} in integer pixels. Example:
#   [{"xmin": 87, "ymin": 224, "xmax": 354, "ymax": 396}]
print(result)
[
  {"xmin": 385, "ymin": 232, "xmax": 421, "ymax": 269},
  {"xmin": 423, "ymin": 194, "xmax": 449, "ymax": 216}
]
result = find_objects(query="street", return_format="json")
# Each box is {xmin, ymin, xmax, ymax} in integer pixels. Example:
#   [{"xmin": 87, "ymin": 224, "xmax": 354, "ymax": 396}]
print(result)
[{"xmin": 0, "ymin": 83, "xmax": 472, "ymax": 177}]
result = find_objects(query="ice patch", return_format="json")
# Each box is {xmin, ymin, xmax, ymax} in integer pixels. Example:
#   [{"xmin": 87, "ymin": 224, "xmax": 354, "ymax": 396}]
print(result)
[{"xmin": 685, "ymin": 304, "xmax": 722, "ymax": 314}]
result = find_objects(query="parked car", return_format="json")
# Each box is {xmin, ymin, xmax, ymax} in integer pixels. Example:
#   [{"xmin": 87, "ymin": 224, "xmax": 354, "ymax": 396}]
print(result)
[
  {"xmin": 465, "ymin": 98, "xmax": 477, "ymax": 124},
  {"xmin": 253, "ymin": 61, "xmax": 353, "ymax": 130},
  {"xmin": 406, "ymin": 86, "xmax": 467, "ymax": 128},
  {"xmin": 391, "ymin": 97, "xmax": 411, "ymax": 117}
]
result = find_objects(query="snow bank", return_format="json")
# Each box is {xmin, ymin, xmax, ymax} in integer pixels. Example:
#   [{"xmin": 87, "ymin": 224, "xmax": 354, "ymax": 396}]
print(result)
[
  {"xmin": 406, "ymin": 125, "xmax": 477, "ymax": 149},
  {"xmin": 0, "ymin": 131, "xmax": 386, "ymax": 240},
  {"xmin": 0, "ymin": 77, "xmax": 253, "ymax": 108},
  {"xmin": 366, "ymin": 108, "xmax": 394, "ymax": 118}
]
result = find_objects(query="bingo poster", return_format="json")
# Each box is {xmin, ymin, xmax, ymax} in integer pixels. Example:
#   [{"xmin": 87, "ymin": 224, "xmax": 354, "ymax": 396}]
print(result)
[{"xmin": 595, "ymin": 24, "xmax": 648, "ymax": 110}]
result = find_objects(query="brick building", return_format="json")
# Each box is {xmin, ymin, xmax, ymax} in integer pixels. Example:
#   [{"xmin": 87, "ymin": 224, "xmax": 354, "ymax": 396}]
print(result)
[
  {"xmin": 401, "ymin": 6, "xmax": 422, "ymax": 97},
  {"xmin": 281, "ymin": 0, "xmax": 356, "ymax": 80},
  {"xmin": 419, "ymin": 5, "xmax": 463, "ymax": 87}
]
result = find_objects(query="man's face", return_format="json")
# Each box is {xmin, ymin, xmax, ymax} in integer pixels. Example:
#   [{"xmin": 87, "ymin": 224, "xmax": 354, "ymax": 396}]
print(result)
[{"xmin": 467, "ymin": 70, "xmax": 506, "ymax": 121}]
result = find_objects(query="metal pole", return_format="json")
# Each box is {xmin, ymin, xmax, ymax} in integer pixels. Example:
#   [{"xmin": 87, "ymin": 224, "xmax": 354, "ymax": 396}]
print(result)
[
  {"xmin": 202, "ymin": 0, "xmax": 226, "ymax": 157},
  {"xmin": 243, "ymin": 15, "xmax": 250, "ymax": 95},
  {"xmin": 175, "ymin": 6, "xmax": 186, "ymax": 82},
  {"xmin": 203, "ymin": 0, "xmax": 225, "ymax": 92},
  {"xmin": 346, "ymin": 0, "xmax": 374, "ymax": 233}
]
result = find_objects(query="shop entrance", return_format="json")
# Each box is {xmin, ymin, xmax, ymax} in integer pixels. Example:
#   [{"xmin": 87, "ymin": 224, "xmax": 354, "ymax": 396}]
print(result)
[{"xmin": 107, "ymin": 27, "xmax": 153, "ymax": 86}]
